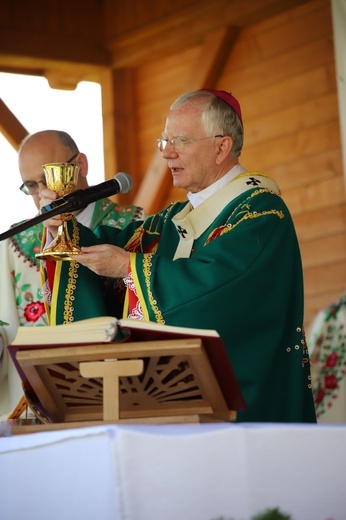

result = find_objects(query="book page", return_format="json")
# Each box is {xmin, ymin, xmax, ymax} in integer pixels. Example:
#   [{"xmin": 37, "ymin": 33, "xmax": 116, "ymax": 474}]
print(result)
[
  {"xmin": 118, "ymin": 318, "xmax": 220, "ymax": 337},
  {"xmin": 11, "ymin": 316, "xmax": 118, "ymax": 345}
]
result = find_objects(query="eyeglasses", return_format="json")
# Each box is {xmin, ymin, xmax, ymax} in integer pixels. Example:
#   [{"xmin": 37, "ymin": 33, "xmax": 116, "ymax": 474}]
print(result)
[
  {"xmin": 157, "ymin": 135, "xmax": 224, "ymax": 153},
  {"xmin": 19, "ymin": 152, "xmax": 79, "ymax": 195}
]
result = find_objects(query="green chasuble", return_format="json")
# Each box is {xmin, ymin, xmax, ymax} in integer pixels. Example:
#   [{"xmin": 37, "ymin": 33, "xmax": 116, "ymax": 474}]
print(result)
[
  {"xmin": 40, "ymin": 198, "xmax": 143, "ymax": 325},
  {"xmin": 48, "ymin": 173, "xmax": 316, "ymax": 423}
]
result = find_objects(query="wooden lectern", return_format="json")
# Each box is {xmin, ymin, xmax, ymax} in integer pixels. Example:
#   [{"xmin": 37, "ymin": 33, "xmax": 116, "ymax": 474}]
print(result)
[{"xmin": 8, "ymin": 319, "xmax": 246, "ymax": 433}]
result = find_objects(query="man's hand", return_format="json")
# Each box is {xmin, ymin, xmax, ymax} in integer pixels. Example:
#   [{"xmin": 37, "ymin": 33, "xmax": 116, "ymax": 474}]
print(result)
[
  {"xmin": 70, "ymin": 244, "xmax": 130, "ymax": 279},
  {"xmin": 39, "ymin": 187, "xmax": 63, "ymax": 236}
]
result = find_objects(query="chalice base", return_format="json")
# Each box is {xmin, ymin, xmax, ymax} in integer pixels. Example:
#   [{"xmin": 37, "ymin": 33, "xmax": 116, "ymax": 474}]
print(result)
[
  {"xmin": 36, "ymin": 222, "xmax": 83, "ymax": 262},
  {"xmin": 35, "ymin": 244, "xmax": 84, "ymax": 262}
]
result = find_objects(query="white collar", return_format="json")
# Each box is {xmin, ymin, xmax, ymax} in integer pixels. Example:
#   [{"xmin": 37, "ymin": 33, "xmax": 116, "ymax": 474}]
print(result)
[
  {"xmin": 187, "ymin": 163, "xmax": 247, "ymax": 208},
  {"xmin": 76, "ymin": 202, "xmax": 95, "ymax": 227}
]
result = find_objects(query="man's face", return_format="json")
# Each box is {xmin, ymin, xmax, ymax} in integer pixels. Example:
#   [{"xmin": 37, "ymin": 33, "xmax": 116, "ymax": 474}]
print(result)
[
  {"xmin": 18, "ymin": 143, "xmax": 77, "ymax": 210},
  {"xmin": 161, "ymin": 104, "xmax": 220, "ymax": 193}
]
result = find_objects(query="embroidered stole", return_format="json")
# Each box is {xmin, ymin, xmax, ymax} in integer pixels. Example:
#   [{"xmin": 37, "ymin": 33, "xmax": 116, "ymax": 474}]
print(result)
[{"xmin": 171, "ymin": 172, "xmax": 280, "ymax": 260}]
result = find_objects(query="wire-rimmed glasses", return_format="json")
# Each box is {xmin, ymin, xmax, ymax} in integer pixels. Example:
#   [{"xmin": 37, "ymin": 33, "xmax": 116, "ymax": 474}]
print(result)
[
  {"xmin": 19, "ymin": 152, "xmax": 79, "ymax": 195},
  {"xmin": 157, "ymin": 135, "xmax": 224, "ymax": 153}
]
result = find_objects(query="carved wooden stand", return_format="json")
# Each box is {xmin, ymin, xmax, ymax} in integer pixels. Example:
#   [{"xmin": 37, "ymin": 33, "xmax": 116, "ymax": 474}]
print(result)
[{"xmin": 11, "ymin": 338, "xmax": 238, "ymax": 433}]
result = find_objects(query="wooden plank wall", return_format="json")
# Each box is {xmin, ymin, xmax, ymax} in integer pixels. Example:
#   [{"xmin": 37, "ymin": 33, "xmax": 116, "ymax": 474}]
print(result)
[{"xmin": 131, "ymin": 0, "xmax": 346, "ymax": 329}]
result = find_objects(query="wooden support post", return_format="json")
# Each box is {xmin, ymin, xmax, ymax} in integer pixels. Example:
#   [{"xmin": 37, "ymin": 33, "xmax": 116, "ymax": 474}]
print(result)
[{"xmin": 79, "ymin": 359, "xmax": 144, "ymax": 421}]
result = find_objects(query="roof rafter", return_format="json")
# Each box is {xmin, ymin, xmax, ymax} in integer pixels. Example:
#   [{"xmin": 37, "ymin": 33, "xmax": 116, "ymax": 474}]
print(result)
[{"xmin": 134, "ymin": 25, "xmax": 239, "ymax": 214}]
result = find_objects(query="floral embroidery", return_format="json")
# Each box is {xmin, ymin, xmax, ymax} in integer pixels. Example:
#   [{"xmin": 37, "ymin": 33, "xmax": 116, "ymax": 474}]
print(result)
[
  {"xmin": 309, "ymin": 292, "xmax": 346, "ymax": 418},
  {"xmin": 12, "ymin": 269, "xmax": 47, "ymax": 326},
  {"xmin": 142, "ymin": 254, "xmax": 165, "ymax": 324},
  {"xmin": 41, "ymin": 283, "xmax": 51, "ymax": 305},
  {"xmin": 125, "ymin": 226, "xmax": 146, "ymax": 252},
  {"xmin": 10, "ymin": 224, "xmax": 43, "ymax": 266},
  {"xmin": 205, "ymin": 189, "xmax": 284, "ymax": 245},
  {"xmin": 90, "ymin": 200, "xmax": 144, "ymax": 229},
  {"xmin": 124, "ymin": 272, "xmax": 144, "ymax": 320},
  {"xmin": 62, "ymin": 218, "xmax": 80, "ymax": 324},
  {"xmin": 129, "ymin": 301, "xmax": 144, "ymax": 320},
  {"xmin": 23, "ymin": 301, "xmax": 46, "ymax": 322},
  {"xmin": 63, "ymin": 260, "xmax": 79, "ymax": 324},
  {"xmin": 124, "ymin": 271, "xmax": 136, "ymax": 293}
]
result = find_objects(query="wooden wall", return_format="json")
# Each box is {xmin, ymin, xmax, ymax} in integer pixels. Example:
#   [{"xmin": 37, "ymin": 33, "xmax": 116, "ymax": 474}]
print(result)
[
  {"xmin": 225, "ymin": 0, "xmax": 346, "ymax": 327},
  {"xmin": 0, "ymin": 0, "xmax": 345, "ymax": 330},
  {"xmin": 125, "ymin": 0, "xmax": 346, "ymax": 328}
]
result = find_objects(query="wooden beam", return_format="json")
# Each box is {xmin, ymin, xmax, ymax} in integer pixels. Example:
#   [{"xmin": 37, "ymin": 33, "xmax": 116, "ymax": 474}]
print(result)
[
  {"xmin": 133, "ymin": 151, "xmax": 172, "ymax": 213},
  {"xmin": 0, "ymin": 29, "xmax": 110, "ymax": 68},
  {"xmin": 107, "ymin": 0, "xmax": 311, "ymax": 68},
  {"xmin": 100, "ymin": 67, "xmax": 139, "ymax": 205},
  {"xmin": 0, "ymin": 99, "xmax": 28, "ymax": 150},
  {"xmin": 185, "ymin": 26, "xmax": 239, "ymax": 90},
  {"xmin": 134, "ymin": 26, "xmax": 238, "ymax": 214},
  {"xmin": 100, "ymin": 68, "xmax": 118, "ymax": 182},
  {"xmin": 0, "ymin": 55, "xmax": 106, "ymax": 86}
]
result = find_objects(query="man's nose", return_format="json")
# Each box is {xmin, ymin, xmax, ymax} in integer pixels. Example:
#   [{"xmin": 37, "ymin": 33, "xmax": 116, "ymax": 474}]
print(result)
[
  {"xmin": 161, "ymin": 141, "xmax": 178, "ymax": 158},
  {"xmin": 37, "ymin": 180, "xmax": 47, "ymax": 192}
]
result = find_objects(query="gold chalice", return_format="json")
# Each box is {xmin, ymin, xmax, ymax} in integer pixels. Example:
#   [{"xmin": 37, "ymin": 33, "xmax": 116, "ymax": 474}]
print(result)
[{"xmin": 36, "ymin": 162, "xmax": 83, "ymax": 261}]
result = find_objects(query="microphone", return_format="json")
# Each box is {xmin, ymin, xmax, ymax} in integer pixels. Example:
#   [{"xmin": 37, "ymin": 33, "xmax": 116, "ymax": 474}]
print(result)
[{"xmin": 40, "ymin": 172, "xmax": 132, "ymax": 214}]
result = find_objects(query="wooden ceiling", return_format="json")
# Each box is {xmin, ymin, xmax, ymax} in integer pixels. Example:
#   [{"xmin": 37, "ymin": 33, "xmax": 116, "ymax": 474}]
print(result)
[
  {"xmin": 0, "ymin": 0, "xmax": 315, "ymax": 211},
  {"xmin": 0, "ymin": 0, "xmax": 313, "ymax": 76}
]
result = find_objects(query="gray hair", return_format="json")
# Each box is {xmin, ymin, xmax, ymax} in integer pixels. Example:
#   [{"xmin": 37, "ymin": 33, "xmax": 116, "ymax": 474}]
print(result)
[{"xmin": 170, "ymin": 91, "xmax": 243, "ymax": 159}]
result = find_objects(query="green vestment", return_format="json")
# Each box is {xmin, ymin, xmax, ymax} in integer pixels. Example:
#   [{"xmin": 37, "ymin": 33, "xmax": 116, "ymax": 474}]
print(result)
[
  {"xmin": 41, "ymin": 198, "xmax": 143, "ymax": 325},
  {"xmin": 46, "ymin": 174, "xmax": 316, "ymax": 423}
]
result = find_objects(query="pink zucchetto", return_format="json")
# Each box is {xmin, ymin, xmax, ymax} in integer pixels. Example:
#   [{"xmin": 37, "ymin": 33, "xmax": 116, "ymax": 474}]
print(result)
[{"xmin": 198, "ymin": 89, "xmax": 243, "ymax": 125}]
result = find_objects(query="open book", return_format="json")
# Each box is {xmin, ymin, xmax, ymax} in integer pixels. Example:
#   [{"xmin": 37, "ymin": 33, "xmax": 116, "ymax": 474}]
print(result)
[
  {"xmin": 11, "ymin": 316, "xmax": 119, "ymax": 345},
  {"xmin": 8, "ymin": 316, "xmax": 247, "ymax": 425},
  {"xmin": 11, "ymin": 316, "xmax": 223, "ymax": 346},
  {"xmin": 11, "ymin": 315, "xmax": 223, "ymax": 347}
]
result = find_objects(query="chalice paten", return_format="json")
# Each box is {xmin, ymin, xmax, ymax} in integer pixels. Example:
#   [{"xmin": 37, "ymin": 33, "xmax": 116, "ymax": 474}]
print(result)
[{"xmin": 36, "ymin": 162, "xmax": 83, "ymax": 261}]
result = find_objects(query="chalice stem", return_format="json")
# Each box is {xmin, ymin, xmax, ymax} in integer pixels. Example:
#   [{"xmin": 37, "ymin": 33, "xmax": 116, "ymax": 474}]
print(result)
[{"xmin": 35, "ymin": 162, "xmax": 83, "ymax": 261}]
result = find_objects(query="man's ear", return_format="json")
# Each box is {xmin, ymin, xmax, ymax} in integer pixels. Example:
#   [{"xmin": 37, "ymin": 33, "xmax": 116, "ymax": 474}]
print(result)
[
  {"xmin": 75, "ymin": 153, "xmax": 89, "ymax": 190},
  {"xmin": 215, "ymin": 136, "xmax": 233, "ymax": 164},
  {"xmin": 78, "ymin": 153, "xmax": 89, "ymax": 179}
]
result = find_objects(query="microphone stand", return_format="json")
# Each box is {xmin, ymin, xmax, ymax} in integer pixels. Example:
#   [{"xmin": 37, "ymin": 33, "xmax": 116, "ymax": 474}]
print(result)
[
  {"xmin": 0, "ymin": 173, "xmax": 131, "ymax": 243},
  {"xmin": 0, "ymin": 200, "xmax": 74, "ymax": 242}
]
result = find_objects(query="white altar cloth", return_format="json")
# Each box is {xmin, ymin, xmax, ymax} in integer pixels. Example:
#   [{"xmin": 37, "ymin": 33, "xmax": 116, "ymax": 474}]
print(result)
[{"xmin": 0, "ymin": 422, "xmax": 345, "ymax": 520}]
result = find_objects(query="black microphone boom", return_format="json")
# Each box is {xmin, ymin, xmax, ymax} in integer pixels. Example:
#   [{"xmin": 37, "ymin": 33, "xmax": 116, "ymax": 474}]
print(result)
[
  {"xmin": 0, "ymin": 172, "xmax": 133, "ymax": 244},
  {"xmin": 40, "ymin": 171, "xmax": 133, "ymax": 214}
]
